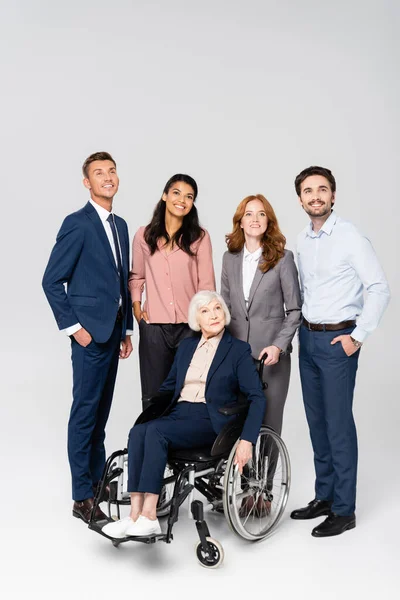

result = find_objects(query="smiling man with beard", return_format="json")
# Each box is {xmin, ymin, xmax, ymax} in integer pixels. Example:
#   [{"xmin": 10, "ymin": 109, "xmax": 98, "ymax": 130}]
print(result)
[
  {"xmin": 291, "ymin": 166, "xmax": 390, "ymax": 537},
  {"xmin": 42, "ymin": 151, "xmax": 133, "ymax": 524}
]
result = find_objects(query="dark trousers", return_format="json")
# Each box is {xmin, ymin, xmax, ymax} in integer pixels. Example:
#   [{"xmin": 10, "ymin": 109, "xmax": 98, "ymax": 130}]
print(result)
[
  {"xmin": 138, "ymin": 322, "xmax": 194, "ymax": 409},
  {"xmin": 127, "ymin": 402, "xmax": 217, "ymax": 494},
  {"xmin": 299, "ymin": 325, "xmax": 360, "ymax": 516},
  {"xmin": 68, "ymin": 320, "xmax": 122, "ymax": 501}
]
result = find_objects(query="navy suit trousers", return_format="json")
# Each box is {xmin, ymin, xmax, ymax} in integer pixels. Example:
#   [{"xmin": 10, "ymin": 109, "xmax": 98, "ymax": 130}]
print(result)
[
  {"xmin": 68, "ymin": 320, "xmax": 122, "ymax": 501},
  {"xmin": 299, "ymin": 325, "xmax": 360, "ymax": 516},
  {"xmin": 127, "ymin": 402, "xmax": 217, "ymax": 494}
]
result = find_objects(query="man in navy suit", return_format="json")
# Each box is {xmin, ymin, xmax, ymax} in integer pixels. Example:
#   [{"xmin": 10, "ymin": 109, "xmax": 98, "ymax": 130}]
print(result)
[{"xmin": 42, "ymin": 151, "xmax": 133, "ymax": 523}]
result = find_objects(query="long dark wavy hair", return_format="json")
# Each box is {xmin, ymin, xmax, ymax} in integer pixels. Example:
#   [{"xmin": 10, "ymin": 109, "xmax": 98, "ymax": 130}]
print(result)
[
  {"xmin": 225, "ymin": 194, "xmax": 286, "ymax": 273},
  {"xmin": 144, "ymin": 174, "xmax": 205, "ymax": 256}
]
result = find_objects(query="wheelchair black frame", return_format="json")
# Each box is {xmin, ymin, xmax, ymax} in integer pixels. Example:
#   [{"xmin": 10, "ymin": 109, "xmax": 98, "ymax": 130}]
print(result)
[{"xmin": 88, "ymin": 449, "xmax": 217, "ymax": 554}]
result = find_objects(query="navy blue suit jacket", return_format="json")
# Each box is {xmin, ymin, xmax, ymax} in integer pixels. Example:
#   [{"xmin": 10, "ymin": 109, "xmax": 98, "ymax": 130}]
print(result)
[
  {"xmin": 42, "ymin": 201, "xmax": 133, "ymax": 342},
  {"xmin": 159, "ymin": 330, "xmax": 266, "ymax": 445}
]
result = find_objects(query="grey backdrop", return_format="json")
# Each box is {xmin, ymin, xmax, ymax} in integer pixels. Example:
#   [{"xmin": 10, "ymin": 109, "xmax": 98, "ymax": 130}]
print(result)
[{"xmin": 1, "ymin": 1, "xmax": 399, "ymax": 598}]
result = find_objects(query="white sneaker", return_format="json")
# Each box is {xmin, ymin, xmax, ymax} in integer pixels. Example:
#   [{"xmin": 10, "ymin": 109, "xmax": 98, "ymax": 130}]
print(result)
[
  {"xmin": 125, "ymin": 515, "xmax": 162, "ymax": 537},
  {"xmin": 102, "ymin": 517, "xmax": 134, "ymax": 539}
]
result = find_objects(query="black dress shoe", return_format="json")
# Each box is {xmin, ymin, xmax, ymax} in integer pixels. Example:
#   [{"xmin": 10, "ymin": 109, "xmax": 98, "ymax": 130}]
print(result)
[
  {"xmin": 312, "ymin": 513, "xmax": 356, "ymax": 537},
  {"xmin": 290, "ymin": 499, "xmax": 332, "ymax": 520},
  {"xmin": 72, "ymin": 498, "xmax": 108, "ymax": 523}
]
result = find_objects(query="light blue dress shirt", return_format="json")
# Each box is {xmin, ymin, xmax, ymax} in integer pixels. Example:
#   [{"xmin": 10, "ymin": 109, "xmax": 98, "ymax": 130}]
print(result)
[{"xmin": 296, "ymin": 210, "xmax": 390, "ymax": 343}]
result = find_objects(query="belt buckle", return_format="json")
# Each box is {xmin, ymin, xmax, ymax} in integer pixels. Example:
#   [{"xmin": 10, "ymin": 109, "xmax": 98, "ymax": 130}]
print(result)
[{"xmin": 307, "ymin": 320, "xmax": 312, "ymax": 331}]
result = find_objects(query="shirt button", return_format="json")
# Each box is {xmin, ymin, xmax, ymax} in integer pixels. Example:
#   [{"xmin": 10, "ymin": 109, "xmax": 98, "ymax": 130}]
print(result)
[{"xmin": 169, "ymin": 302, "xmax": 173, "ymax": 305}]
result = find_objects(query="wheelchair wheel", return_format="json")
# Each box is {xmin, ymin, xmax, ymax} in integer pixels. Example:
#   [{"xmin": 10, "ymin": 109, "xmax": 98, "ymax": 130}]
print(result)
[
  {"xmin": 156, "ymin": 466, "xmax": 176, "ymax": 517},
  {"xmin": 195, "ymin": 537, "xmax": 224, "ymax": 568},
  {"xmin": 223, "ymin": 426, "xmax": 290, "ymax": 541}
]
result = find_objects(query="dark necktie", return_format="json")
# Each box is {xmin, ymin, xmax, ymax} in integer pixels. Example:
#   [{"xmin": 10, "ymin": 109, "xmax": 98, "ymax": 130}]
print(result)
[
  {"xmin": 107, "ymin": 214, "xmax": 125, "ymax": 314},
  {"xmin": 107, "ymin": 214, "xmax": 123, "ymax": 274}
]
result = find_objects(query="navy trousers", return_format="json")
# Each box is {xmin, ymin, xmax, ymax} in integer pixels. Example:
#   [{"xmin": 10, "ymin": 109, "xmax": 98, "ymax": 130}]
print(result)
[
  {"xmin": 68, "ymin": 320, "xmax": 122, "ymax": 501},
  {"xmin": 127, "ymin": 402, "xmax": 217, "ymax": 494},
  {"xmin": 299, "ymin": 325, "xmax": 360, "ymax": 516}
]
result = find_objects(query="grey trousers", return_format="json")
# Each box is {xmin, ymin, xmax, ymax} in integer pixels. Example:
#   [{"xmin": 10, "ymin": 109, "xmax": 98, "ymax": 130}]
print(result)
[{"xmin": 261, "ymin": 353, "xmax": 291, "ymax": 435}]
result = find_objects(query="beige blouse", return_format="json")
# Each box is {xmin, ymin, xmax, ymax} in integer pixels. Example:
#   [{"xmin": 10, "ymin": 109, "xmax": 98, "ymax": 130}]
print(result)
[{"xmin": 178, "ymin": 330, "xmax": 224, "ymax": 403}]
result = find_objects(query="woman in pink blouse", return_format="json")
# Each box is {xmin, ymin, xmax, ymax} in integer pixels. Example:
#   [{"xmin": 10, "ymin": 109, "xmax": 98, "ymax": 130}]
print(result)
[{"xmin": 129, "ymin": 174, "xmax": 216, "ymax": 408}]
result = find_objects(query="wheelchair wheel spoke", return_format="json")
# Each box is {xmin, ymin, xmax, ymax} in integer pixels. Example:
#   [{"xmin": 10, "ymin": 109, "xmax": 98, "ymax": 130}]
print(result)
[{"xmin": 223, "ymin": 427, "xmax": 291, "ymax": 541}]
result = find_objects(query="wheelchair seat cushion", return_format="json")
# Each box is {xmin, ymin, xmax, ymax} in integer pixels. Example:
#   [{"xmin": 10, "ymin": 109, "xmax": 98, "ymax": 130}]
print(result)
[{"xmin": 168, "ymin": 446, "xmax": 214, "ymax": 463}]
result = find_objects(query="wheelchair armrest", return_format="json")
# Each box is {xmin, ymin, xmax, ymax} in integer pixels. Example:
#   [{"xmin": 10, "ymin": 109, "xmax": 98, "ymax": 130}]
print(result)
[
  {"xmin": 211, "ymin": 414, "xmax": 246, "ymax": 456},
  {"xmin": 135, "ymin": 393, "xmax": 174, "ymax": 425},
  {"xmin": 218, "ymin": 402, "xmax": 249, "ymax": 417},
  {"xmin": 144, "ymin": 393, "xmax": 174, "ymax": 409}
]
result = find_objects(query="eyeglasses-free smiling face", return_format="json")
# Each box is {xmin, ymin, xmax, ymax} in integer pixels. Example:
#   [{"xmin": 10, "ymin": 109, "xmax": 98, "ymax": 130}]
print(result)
[
  {"xmin": 197, "ymin": 299, "xmax": 226, "ymax": 339},
  {"xmin": 83, "ymin": 160, "xmax": 119, "ymax": 203},
  {"xmin": 240, "ymin": 199, "xmax": 268, "ymax": 240},
  {"xmin": 299, "ymin": 175, "xmax": 335, "ymax": 218},
  {"xmin": 162, "ymin": 181, "xmax": 195, "ymax": 219}
]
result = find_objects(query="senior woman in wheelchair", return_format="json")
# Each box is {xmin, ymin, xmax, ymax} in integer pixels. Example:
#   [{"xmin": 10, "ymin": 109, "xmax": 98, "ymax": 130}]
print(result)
[{"xmin": 103, "ymin": 290, "xmax": 266, "ymax": 538}]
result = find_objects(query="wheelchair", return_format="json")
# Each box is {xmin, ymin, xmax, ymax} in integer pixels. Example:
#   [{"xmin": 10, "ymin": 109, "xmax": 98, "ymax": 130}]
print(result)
[{"xmin": 89, "ymin": 358, "xmax": 291, "ymax": 568}]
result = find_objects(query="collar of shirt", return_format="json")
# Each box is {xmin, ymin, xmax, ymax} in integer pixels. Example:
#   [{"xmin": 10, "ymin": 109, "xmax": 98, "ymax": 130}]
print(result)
[
  {"xmin": 197, "ymin": 328, "xmax": 225, "ymax": 350},
  {"xmin": 243, "ymin": 246, "xmax": 262, "ymax": 262},
  {"xmin": 89, "ymin": 198, "xmax": 113, "ymax": 223},
  {"xmin": 306, "ymin": 209, "xmax": 338, "ymax": 239}
]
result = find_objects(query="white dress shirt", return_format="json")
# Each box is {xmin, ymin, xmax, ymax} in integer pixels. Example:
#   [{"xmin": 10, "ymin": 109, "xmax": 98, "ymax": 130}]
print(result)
[
  {"xmin": 64, "ymin": 199, "xmax": 132, "ymax": 336},
  {"xmin": 296, "ymin": 210, "xmax": 390, "ymax": 343},
  {"xmin": 242, "ymin": 246, "xmax": 262, "ymax": 305},
  {"xmin": 179, "ymin": 330, "xmax": 224, "ymax": 403}
]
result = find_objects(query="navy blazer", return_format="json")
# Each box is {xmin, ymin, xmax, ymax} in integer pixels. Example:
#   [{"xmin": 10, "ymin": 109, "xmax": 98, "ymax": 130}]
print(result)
[
  {"xmin": 159, "ymin": 330, "xmax": 266, "ymax": 445},
  {"xmin": 42, "ymin": 201, "xmax": 133, "ymax": 342}
]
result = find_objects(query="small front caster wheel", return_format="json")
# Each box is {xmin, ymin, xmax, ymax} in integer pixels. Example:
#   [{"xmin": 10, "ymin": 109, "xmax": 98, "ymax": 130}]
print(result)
[
  {"xmin": 195, "ymin": 537, "xmax": 224, "ymax": 568},
  {"xmin": 112, "ymin": 541, "xmax": 120, "ymax": 548}
]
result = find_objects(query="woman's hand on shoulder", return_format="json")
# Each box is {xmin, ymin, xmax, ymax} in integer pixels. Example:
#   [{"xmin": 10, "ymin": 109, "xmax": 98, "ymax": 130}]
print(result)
[
  {"xmin": 258, "ymin": 345, "xmax": 281, "ymax": 366},
  {"xmin": 234, "ymin": 440, "xmax": 253, "ymax": 474}
]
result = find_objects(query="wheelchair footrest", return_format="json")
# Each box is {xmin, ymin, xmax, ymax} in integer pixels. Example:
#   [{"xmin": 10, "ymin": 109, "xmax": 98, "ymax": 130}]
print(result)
[
  {"xmin": 89, "ymin": 520, "xmax": 167, "ymax": 545},
  {"xmin": 122, "ymin": 533, "xmax": 167, "ymax": 545}
]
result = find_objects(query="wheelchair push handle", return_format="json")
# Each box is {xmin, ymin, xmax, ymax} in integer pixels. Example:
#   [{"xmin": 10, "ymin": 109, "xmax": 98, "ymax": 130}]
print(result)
[{"xmin": 258, "ymin": 352, "xmax": 268, "ymax": 390}]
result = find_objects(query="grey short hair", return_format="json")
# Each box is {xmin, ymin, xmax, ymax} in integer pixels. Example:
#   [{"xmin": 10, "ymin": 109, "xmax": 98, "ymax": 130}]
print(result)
[{"xmin": 187, "ymin": 291, "xmax": 231, "ymax": 331}]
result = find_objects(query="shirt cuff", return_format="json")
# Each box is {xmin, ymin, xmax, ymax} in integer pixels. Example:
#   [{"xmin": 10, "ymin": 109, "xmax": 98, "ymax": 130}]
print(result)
[
  {"xmin": 351, "ymin": 326, "xmax": 369, "ymax": 343},
  {"xmin": 63, "ymin": 323, "xmax": 82, "ymax": 336},
  {"xmin": 132, "ymin": 290, "xmax": 142, "ymax": 302},
  {"xmin": 125, "ymin": 329, "xmax": 134, "ymax": 336}
]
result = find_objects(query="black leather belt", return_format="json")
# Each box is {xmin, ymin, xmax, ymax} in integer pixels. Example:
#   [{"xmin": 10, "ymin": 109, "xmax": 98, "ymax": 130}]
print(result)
[{"xmin": 302, "ymin": 318, "xmax": 356, "ymax": 332}]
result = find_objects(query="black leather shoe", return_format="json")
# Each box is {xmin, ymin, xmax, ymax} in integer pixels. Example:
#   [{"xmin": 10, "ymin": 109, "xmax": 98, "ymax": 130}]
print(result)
[
  {"xmin": 72, "ymin": 498, "xmax": 108, "ymax": 523},
  {"xmin": 312, "ymin": 513, "xmax": 356, "ymax": 537},
  {"xmin": 290, "ymin": 499, "xmax": 332, "ymax": 520}
]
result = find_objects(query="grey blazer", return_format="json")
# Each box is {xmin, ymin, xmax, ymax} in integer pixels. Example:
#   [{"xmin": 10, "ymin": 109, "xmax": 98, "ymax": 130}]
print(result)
[{"xmin": 221, "ymin": 249, "xmax": 301, "ymax": 358}]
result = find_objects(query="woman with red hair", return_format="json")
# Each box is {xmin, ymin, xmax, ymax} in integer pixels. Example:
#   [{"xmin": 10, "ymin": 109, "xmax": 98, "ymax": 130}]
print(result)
[{"xmin": 221, "ymin": 195, "xmax": 301, "ymax": 514}]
